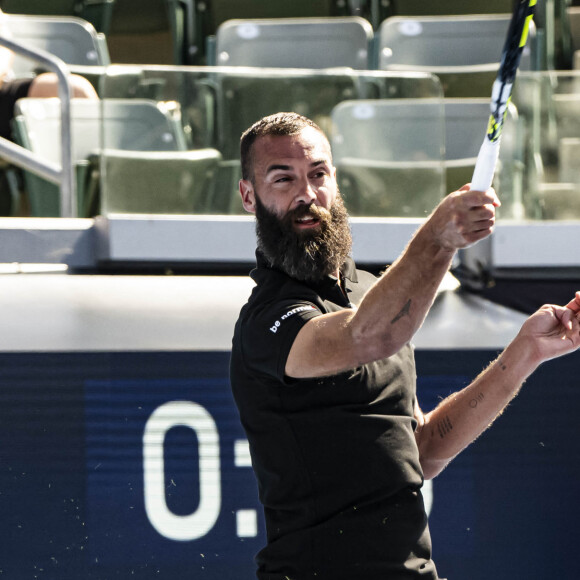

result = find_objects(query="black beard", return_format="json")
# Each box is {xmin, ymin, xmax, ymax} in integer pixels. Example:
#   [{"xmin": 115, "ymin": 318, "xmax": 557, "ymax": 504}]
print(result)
[{"xmin": 254, "ymin": 194, "xmax": 352, "ymax": 283}]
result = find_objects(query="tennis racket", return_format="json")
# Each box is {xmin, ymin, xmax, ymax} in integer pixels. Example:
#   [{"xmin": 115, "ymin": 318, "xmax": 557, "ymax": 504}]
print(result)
[{"xmin": 470, "ymin": 0, "xmax": 537, "ymax": 192}]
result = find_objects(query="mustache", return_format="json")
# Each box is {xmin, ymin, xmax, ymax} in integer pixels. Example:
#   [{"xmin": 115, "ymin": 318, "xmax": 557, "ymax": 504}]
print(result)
[{"xmin": 283, "ymin": 203, "xmax": 330, "ymax": 224}]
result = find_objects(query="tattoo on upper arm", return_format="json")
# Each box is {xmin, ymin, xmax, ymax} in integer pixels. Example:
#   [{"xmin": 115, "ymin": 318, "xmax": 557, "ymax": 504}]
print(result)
[
  {"xmin": 391, "ymin": 299, "xmax": 411, "ymax": 324},
  {"xmin": 437, "ymin": 416, "xmax": 453, "ymax": 439}
]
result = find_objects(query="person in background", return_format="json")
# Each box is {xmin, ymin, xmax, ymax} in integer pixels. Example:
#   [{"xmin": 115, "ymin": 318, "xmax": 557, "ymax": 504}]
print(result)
[
  {"xmin": 0, "ymin": 7, "xmax": 98, "ymax": 141},
  {"xmin": 230, "ymin": 111, "xmax": 580, "ymax": 579}
]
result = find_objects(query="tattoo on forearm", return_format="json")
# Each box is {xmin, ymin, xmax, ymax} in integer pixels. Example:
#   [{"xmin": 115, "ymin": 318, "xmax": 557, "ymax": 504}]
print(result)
[
  {"xmin": 437, "ymin": 416, "xmax": 453, "ymax": 439},
  {"xmin": 469, "ymin": 392, "xmax": 485, "ymax": 408},
  {"xmin": 498, "ymin": 357, "xmax": 507, "ymax": 371},
  {"xmin": 391, "ymin": 299, "xmax": 412, "ymax": 324}
]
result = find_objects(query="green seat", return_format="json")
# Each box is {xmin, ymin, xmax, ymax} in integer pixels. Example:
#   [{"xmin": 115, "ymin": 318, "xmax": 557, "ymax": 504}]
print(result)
[
  {"xmin": 4, "ymin": 13, "xmax": 110, "ymax": 90},
  {"xmin": 165, "ymin": 0, "xmax": 352, "ymax": 65},
  {"xmin": 336, "ymin": 159, "xmax": 445, "ymax": 217},
  {"xmin": 12, "ymin": 98, "xmax": 222, "ymax": 216},
  {"xmin": 331, "ymin": 99, "xmax": 446, "ymax": 217},
  {"xmin": 537, "ymin": 182, "xmax": 580, "ymax": 220},
  {"xmin": 377, "ymin": 14, "xmax": 535, "ymax": 97},
  {"xmin": 214, "ymin": 17, "xmax": 373, "ymax": 69},
  {"xmin": 217, "ymin": 70, "xmax": 359, "ymax": 159},
  {"xmin": 13, "ymin": 98, "xmax": 105, "ymax": 217},
  {"xmin": 215, "ymin": 69, "xmax": 359, "ymax": 212},
  {"xmin": 100, "ymin": 149, "xmax": 222, "ymax": 214},
  {"xmin": 1, "ymin": 0, "xmax": 116, "ymax": 34}
]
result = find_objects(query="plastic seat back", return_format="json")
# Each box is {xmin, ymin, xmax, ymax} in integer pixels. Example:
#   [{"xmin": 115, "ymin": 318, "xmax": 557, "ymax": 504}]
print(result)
[
  {"xmin": 215, "ymin": 17, "xmax": 373, "ymax": 69},
  {"xmin": 5, "ymin": 14, "xmax": 110, "ymax": 77},
  {"xmin": 331, "ymin": 99, "xmax": 446, "ymax": 217}
]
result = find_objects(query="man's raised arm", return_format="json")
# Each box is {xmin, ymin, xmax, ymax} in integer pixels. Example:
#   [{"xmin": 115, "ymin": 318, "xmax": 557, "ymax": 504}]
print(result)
[
  {"xmin": 415, "ymin": 292, "xmax": 580, "ymax": 480},
  {"xmin": 286, "ymin": 186, "xmax": 501, "ymax": 378}
]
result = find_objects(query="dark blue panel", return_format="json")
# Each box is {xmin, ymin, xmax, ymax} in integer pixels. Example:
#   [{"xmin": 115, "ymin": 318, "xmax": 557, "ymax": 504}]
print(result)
[
  {"xmin": 1, "ymin": 349, "xmax": 580, "ymax": 580},
  {"xmin": 415, "ymin": 349, "xmax": 580, "ymax": 580}
]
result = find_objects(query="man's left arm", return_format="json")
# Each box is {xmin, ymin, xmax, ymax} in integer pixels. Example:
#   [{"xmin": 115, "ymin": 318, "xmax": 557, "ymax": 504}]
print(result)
[{"xmin": 414, "ymin": 292, "xmax": 580, "ymax": 480}]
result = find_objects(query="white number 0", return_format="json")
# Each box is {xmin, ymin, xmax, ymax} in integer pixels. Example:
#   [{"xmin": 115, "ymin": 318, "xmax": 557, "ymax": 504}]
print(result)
[{"xmin": 143, "ymin": 401, "xmax": 221, "ymax": 541}]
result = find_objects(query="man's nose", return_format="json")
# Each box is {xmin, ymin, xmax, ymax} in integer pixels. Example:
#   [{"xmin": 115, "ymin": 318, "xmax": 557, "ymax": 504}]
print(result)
[{"xmin": 295, "ymin": 179, "xmax": 317, "ymax": 204}]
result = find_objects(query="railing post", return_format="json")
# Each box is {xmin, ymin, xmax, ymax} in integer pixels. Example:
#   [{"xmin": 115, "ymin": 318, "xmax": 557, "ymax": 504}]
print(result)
[{"xmin": 0, "ymin": 36, "xmax": 76, "ymax": 217}]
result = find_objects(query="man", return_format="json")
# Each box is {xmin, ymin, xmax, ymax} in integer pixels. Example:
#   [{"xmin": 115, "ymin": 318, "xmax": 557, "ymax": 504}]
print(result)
[{"xmin": 229, "ymin": 112, "xmax": 580, "ymax": 579}]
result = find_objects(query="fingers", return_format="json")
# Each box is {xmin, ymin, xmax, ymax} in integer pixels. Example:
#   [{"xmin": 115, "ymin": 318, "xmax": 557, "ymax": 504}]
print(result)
[
  {"xmin": 565, "ymin": 291, "xmax": 580, "ymax": 313},
  {"xmin": 463, "ymin": 185, "xmax": 501, "ymax": 208},
  {"xmin": 430, "ymin": 186, "xmax": 500, "ymax": 250},
  {"xmin": 452, "ymin": 187, "xmax": 498, "ymax": 242}
]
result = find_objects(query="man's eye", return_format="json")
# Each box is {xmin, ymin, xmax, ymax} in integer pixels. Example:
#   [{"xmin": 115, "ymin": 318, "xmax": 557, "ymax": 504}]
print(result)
[{"xmin": 275, "ymin": 176, "xmax": 291, "ymax": 183}]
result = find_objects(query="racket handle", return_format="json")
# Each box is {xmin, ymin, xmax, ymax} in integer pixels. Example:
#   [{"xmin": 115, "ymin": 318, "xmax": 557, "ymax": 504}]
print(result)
[{"xmin": 471, "ymin": 137, "xmax": 500, "ymax": 192}]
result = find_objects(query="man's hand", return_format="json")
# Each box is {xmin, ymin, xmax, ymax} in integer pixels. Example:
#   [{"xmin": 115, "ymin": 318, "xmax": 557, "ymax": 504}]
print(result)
[
  {"xmin": 426, "ymin": 185, "xmax": 501, "ymax": 251},
  {"xmin": 515, "ymin": 291, "xmax": 580, "ymax": 365}
]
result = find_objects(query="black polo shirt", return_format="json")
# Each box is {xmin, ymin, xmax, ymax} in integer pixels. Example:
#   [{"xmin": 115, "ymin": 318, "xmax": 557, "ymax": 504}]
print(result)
[{"xmin": 230, "ymin": 252, "xmax": 439, "ymax": 579}]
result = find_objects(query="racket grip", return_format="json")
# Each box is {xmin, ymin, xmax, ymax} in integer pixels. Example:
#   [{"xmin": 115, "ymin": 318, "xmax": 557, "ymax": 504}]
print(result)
[{"xmin": 470, "ymin": 138, "xmax": 500, "ymax": 192}]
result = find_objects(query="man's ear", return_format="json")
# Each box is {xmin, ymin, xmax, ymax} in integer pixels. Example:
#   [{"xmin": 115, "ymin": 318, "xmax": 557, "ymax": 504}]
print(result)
[{"xmin": 239, "ymin": 179, "xmax": 256, "ymax": 213}]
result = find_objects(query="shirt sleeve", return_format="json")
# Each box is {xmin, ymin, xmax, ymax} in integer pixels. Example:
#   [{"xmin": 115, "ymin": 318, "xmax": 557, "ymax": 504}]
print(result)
[{"xmin": 240, "ymin": 298, "xmax": 322, "ymax": 384}]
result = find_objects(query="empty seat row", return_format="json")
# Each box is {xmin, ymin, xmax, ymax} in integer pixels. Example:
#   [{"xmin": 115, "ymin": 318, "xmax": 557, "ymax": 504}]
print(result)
[
  {"xmin": 11, "ymin": 93, "xmax": 521, "ymax": 219},
  {"xmin": 211, "ymin": 14, "xmax": 536, "ymax": 96},
  {"xmin": 12, "ymin": 98, "xmax": 222, "ymax": 217},
  {"xmin": 11, "ymin": 69, "xmax": 580, "ymax": 222},
  {"xmin": 166, "ymin": 0, "xmax": 517, "ymax": 65}
]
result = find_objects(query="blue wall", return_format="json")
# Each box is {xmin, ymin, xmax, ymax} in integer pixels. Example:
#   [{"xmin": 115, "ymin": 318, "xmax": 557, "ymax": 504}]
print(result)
[{"xmin": 0, "ymin": 350, "xmax": 578, "ymax": 579}]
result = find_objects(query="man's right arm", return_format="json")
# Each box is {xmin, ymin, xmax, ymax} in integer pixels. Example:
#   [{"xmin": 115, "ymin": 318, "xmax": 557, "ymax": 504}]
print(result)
[{"xmin": 285, "ymin": 186, "xmax": 500, "ymax": 379}]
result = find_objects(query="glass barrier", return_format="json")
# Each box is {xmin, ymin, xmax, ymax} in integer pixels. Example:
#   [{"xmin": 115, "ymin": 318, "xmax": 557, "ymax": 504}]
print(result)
[
  {"xmin": 15, "ymin": 67, "xmax": 580, "ymax": 222},
  {"xmin": 507, "ymin": 71, "xmax": 580, "ymax": 221},
  {"xmin": 94, "ymin": 65, "xmax": 445, "ymax": 218}
]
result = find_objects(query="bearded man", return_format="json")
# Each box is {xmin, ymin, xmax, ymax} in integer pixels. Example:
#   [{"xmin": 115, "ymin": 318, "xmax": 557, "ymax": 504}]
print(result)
[{"xmin": 229, "ymin": 112, "xmax": 580, "ymax": 580}]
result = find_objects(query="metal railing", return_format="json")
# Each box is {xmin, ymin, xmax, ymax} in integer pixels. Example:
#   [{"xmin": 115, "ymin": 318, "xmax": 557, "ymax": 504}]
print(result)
[{"xmin": 0, "ymin": 36, "xmax": 76, "ymax": 217}]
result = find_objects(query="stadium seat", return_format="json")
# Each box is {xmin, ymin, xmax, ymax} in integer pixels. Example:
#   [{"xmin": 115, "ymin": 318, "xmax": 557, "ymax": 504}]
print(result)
[
  {"xmin": 99, "ymin": 148, "xmax": 222, "ymax": 214},
  {"xmin": 3, "ymin": 13, "xmax": 111, "ymax": 86},
  {"xmin": 1, "ymin": 0, "xmax": 116, "ymax": 35},
  {"xmin": 12, "ymin": 98, "xmax": 222, "ymax": 216},
  {"xmin": 330, "ymin": 99, "xmax": 446, "ymax": 217},
  {"xmin": 214, "ymin": 69, "xmax": 359, "ymax": 213},
  {"xmin": 213, "ymin": 17, "xmax": 373, "ymax": 69},
  {"xmin": 377, "ymin": 14, "xmax": 535, "ymax": 97},
  {"xmin": 558, "ymin": 137, "xmax": 580, "ymax": 184},
  {"xmin": 166, "ymin": 0, "xmax": 355, "ymax": 65},
  {"xmin": 330, "ymin": 97, "xmax": 523, "ymax": 217},
  {"xmin": 552, "ymin": 93, "xmax": 580, "ymax": 147},
  {"xmin": 537, "ymin": 182, "xmax": 580, "ymax": 219}
]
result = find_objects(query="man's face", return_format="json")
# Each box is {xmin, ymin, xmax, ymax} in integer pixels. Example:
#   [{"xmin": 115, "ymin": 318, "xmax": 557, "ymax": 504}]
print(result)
[
  {"xmin": 240, "ymin": 127, "xmax": 338, "ymax": 220},
  {"xmin": 239, "ymin": 128, "xmax": 352, "ymax": 282}
]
